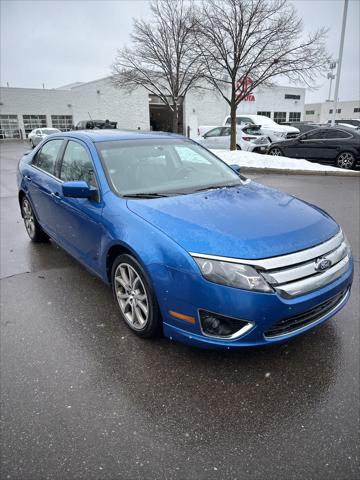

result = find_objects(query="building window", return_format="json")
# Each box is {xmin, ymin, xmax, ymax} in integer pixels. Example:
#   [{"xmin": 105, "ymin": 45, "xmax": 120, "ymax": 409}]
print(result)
[
  {"xmin": 285, "ymin": 94, "xmax": 301, "ymax": 100},
  {"xmin": 289, "ymin": 112, "xmax": 301, "ymax": 122},
  {"xmin": 51, "ymin": 115, "xmax": 73, "ymax": 131},
  {"xmin": 329, "ymin": 109, "xmax": 333, "ymax": 114},
  {"xmin": 306, "ymin": 110, "xmax": 315, "ymax": 115},
  {"xmin": 23, "ymin": 115, "xmax": 47, "ymax": 136},
  {"xmin": 337, "ymin": 108, "xmax": 341, "ymax": 113},
  {"xmin": 0, "ymin": 114, "xmax": 20, "ymax": 139},
  {"xmin": 257, "ymin": 111, "xmax": 271, "ymax": 118},
  {"xmin": 274, "ymin": 112, "xmax": 286, "ymax": 123},
  {"xmin": 354, "ymin": 107, "xmax": 360, "ymax": 113}
]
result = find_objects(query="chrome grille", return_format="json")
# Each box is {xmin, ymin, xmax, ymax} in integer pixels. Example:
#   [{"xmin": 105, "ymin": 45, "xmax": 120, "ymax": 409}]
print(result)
[{"xmin": 259, "ymin": 230, "xmax": 350, "ymax": 298}]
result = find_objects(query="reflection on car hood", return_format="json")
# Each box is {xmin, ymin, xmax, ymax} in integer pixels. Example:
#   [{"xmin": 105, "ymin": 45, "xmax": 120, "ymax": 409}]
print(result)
[{"xmin": 127, "ymin": 182, "xmax": 339, "ymax": 259}]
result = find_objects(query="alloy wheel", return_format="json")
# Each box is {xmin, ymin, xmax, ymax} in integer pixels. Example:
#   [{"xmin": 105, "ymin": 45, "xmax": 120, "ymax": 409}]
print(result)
[
  {"xmin": 114, "ymin": 263, "xmax": 149, "ymax": 330},
  {"xmin": 269, "ymin": 148, "xmax": 282, "ymax": 156},
  {"xmin": 22, "ymin": 198, "xmax": 35, "ymax": 238},
  {"xmin": 337, "ymin": 152, "xmax": 355, "ymax": 169}
]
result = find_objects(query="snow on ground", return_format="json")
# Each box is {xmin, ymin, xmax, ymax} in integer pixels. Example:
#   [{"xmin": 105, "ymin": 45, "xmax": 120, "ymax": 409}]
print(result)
[{"xmin": 211, "ymin": 149, "xmax": 355, "ymax": 172}]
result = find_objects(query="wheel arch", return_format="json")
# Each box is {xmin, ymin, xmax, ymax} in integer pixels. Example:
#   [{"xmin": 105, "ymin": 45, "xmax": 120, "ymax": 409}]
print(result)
[
  {"xmin": 105, "ymin": 243, "xmax": 143, "ymax": 285},
  {"xmin": 18, "ymin": 190, "xmax": 26, "ymax": 216}
]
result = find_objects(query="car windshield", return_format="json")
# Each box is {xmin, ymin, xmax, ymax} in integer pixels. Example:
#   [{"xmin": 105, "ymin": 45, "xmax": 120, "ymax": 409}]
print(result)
[
  {"xmin": 42, "ymin": 129, "xmax": 59, "ymax": 134},
  {"xmin": 96, "ymin": 139, "xmax": 242, "ymax": 196}
]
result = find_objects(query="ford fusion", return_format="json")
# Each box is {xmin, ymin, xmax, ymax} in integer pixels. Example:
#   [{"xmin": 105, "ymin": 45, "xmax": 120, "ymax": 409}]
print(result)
[{"xmin": 17, "ymin": 131, "xmax": 353, "ymax": 348}]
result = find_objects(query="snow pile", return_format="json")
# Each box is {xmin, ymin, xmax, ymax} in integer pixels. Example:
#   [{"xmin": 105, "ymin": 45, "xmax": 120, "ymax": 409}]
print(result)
[{"xmin": 211, "ymin": 149, "xmax": 354, "ymax": 172}]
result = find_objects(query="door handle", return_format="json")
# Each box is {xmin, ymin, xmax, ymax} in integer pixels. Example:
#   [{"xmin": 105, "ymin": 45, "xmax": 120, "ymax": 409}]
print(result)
[
  {"xmin": 51, "ymin": 192, "xmax": 61, "ymax": 198},
  {"xmin": 24, "ymin": 175, "xmax": 32, "ymax": 182}
]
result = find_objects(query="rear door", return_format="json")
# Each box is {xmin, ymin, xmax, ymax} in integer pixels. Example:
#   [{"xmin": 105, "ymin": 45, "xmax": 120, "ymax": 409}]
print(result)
[
  {"xmin": 25, "ymin": 139, "xmax": 65, "ymax": 237},
  {"xmin": 55, "ymin": 139, "xmax": 104, "ymax": 269},
  {"xmin": 201, "ymin": 127, "xmax": 224, "ymax": 149},
  {"xmin": 319, "ymin": 129, "xmax": 353, "ymax": 161}
]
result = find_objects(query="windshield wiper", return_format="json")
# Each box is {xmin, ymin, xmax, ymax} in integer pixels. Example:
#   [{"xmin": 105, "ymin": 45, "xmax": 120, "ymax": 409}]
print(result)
[
  {"xmin": 122, "ymin": 192, "xmax": 171, "ymax": 198},
  {"xmin": 193, "ymin": 183, "xmax": 241, "ymax": 193}
]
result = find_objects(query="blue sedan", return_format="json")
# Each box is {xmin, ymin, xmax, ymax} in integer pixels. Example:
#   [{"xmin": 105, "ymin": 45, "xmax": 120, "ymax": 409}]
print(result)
[{"xmin": 17, "ymin": 130, "xmax": 353, "ymax": 348}]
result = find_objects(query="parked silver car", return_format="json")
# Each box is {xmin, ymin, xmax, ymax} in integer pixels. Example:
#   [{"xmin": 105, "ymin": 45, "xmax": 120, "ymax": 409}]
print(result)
[
  {"xmin": 196, "ymin": 125, "xmax": 270, "ymax": 152},
  {"xmin": 28, "ymin": 128, "xmax": 61, "ymax": 147}
]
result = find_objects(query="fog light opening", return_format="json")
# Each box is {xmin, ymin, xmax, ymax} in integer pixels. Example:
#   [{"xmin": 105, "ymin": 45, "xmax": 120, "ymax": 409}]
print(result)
[{"xmin": 199, "ymin": 310, "xmax": 252, "ymax": 339}]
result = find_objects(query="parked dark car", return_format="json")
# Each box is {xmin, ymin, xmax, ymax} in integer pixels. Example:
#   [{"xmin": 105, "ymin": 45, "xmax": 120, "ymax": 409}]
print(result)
[
  {"xmin": 268, "ymin": 126, "xmax": 360, "ymax": 169},
  {"xmin": 282, "ymin": 121, "xmax": 323, "ymax": 134},
  {"xmin": 327, "ymin": 119, "xmax": 360, "ymax": 128},
  {"xmin": 75, "ymin": 119, "xmax": 117, "ymax": 130}
]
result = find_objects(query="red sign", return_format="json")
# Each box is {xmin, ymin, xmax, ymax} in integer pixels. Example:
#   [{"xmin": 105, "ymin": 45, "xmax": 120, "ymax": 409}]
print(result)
[{"xmin": 236, "ymin": 77, "xmax": 255, "ymax": 102}]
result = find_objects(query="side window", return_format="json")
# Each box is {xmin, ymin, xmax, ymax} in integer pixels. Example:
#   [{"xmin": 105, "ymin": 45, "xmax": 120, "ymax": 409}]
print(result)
[
  {"xmin": 60, "ymin": 141, "xmax": 97, "ymax": 187},
  {"xmin": 205, "ymin": 127, "xmax": 222, "ymax": 138},
  {"xmin": 225, "ymin": 117, "xmax": 231, "ymax": 125},
  {"xmin": 302, "ymin": 130, "xmax": 326, "ymax": 140},
  {"xmin": 324, "ymin": 129, "xmax": 351, "ymax": 139},
  {"xmin": 32, "ymin": 139, "xmax": 63, "ymax": 175},
  {"xmin": 221, "ymin": 127, "xmax": 231, "ymax": 136},
  {"xmin": 236, "ymin": 117, "xmax": 253, "ymax": 125}
]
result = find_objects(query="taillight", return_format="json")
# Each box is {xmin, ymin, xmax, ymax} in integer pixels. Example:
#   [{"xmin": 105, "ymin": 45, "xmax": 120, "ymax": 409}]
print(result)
[{"xmin": 242, "ymin": 136, "xmax": 256, "ymax": 141}]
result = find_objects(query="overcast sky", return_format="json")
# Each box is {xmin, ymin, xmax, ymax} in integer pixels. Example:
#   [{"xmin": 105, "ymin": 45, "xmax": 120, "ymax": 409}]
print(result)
[{"xmin": 1, "ymin": 0, "xmax": 359, "ymax": 104}]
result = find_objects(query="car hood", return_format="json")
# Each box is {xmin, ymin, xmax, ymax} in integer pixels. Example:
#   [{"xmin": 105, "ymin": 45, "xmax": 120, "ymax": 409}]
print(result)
[{"xmin": 127, "ymin": 182, "xmax": 339, "ymax": 259}]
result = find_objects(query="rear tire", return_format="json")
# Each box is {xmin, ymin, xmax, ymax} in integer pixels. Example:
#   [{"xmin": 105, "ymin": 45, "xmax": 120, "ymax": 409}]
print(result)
[
  {"xmin": 335, "ymin": 151, "xmax": 356, "ymax": 169},
  {"xmin": 111, "ymin": 254, "xmax": 161, "ymax": 338},
  {"xmin": 236, "ymin": 144, "xmax": 241, "ymax": 150},
  {"xmin": 21, "ymin": 196, "xmax": 49, "ymax": 242},
  {"xmin": 30, "ymin": 140, "xmax": 35, "ymax": 148},
  {"xmin": 268, "ymin": 147, "xmax": 283, "ymax": 156}
]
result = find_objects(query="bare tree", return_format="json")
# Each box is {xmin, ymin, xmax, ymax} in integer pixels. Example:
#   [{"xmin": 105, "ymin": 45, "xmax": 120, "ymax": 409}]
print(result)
[
  {"xmin": 196, "ymin": 0, "xmax": 330, "ymax": 149},
  {"xmin": 111, "ymin": 0, "xmax": 204, "ymax": 133}
]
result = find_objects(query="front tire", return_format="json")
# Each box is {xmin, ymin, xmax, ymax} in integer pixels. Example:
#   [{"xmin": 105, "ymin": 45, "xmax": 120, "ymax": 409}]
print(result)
[
  {"xmin": 111, "ymin": 254, "xmax": 161, "ymax": 338},
  {"xmin": 336, "ymin": 152, "xmax": 356, "ymax": 169},
  {"xmin": 236, "ymin": 144, "xmax": 241, "ymax": 150},
  {"xmin": 21, "ymin": 196, "xmax": 49, "ymax": 242},
  {"xmin": 30, "ymin": 139, "xmax": 35, "ymax": 148},
  {"xmin": 268, "ymin": 147, "xmax": 283, "ymax": 156}
]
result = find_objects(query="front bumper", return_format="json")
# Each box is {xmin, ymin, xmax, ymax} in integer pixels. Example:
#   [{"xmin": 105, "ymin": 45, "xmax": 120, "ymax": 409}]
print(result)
[{"xmin": 148, "ymin": 257, "xmax": 353, "ymax": 349}]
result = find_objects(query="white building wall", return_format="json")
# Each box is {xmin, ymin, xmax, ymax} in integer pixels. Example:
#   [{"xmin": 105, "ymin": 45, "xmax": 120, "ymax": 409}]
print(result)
[
  {"xmin": 304, "ymin": 100, "xmax": 360, "ymax": 123},
  {"xmin": 71, "ymin": 77, "xmax": 150, "ymax": 130},
  {"xmin": 184, "ymin": 88, "xmax": 229, "ymax": 138},
  {"xmin": 0, "ymin": 87, "xmax": 74, "ymax": 137},
  {"xmin": 237, "ymin": 85, "xmax": 305, "ymax": 120}
]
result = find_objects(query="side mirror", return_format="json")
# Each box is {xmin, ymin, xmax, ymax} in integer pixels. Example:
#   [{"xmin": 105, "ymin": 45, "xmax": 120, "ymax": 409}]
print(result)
[
  {"xmin": 62, "ymin": 181, "xmax": 97, "ymax": 199},
  {"xmin": 230, "ymin": 164, "xmax": 241, "ymax": 174}
]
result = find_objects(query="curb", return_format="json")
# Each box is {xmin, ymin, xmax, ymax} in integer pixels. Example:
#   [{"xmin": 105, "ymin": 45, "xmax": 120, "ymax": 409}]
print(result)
[{"xmin": 240, "ymin": 167, "xmax": 360, "ymax": 177}]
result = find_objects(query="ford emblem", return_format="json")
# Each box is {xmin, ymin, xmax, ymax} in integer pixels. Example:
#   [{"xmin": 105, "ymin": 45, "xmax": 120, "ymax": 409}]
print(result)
[{"xmin": 315, "ymin": 257, "xmax": 332, "ymax": 272}]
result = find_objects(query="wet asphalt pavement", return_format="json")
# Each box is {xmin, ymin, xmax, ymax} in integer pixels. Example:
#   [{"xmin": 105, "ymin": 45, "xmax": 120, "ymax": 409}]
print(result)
[{"xmin": 1, "ymin": 141, "xmax": 359, "ymax": 480}]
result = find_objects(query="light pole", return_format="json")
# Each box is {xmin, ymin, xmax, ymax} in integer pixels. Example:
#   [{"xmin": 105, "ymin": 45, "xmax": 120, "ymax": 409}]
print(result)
[
  {"xmin": 327, "ymin": 62, "xmax": 337, "ymax": 101},
  {"xmin": 331, "ymin": 0, "xmax": 349, "ymax": 126}
]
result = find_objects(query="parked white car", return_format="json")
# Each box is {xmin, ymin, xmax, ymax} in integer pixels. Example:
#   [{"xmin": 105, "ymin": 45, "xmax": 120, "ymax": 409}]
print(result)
[
  {"xmin": 28, "ymin": 128, "xmax": 61, "ymax": 147},
  {"xmin": 196, "ymin": 125, "xmax": 270, "ymax": 152},
  {"xmin": 197, "ymin": 125, "xmax": 218, "ymax": 137},
  {"xmin": 223, "ymin": 114, "xmax": 299, "ymax": 142}
]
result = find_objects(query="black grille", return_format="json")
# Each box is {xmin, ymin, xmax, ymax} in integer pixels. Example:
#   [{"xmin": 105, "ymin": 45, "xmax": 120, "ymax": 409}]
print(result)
[
  {"xmin": 286, "ymin": 132, "xmax": 299, "ymax": 139},
  {"xmin": 264, "ymin": 289, "xmax": 348, "ymax": 338}
]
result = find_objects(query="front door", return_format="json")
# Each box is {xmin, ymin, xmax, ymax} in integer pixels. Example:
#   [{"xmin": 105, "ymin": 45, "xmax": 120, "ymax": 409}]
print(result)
[{"xmin": 55, "ymin": 139, "xmax": 104, "ymax": 270}]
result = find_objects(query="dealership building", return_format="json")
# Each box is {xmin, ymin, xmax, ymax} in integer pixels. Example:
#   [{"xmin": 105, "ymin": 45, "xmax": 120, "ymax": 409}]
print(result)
[
  {"xmin": 0, "ymin": 77, "xmax": 305, "ymax": 140},
  {"xmin": 304, "ymin": 100, "xmax": 360, "ymax": 124}
]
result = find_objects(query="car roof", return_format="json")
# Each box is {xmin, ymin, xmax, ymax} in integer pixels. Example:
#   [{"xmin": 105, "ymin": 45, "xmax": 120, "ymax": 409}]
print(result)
[{"xmin": 48, "ymin": 129, "xmax": 185, "ymax": 143}]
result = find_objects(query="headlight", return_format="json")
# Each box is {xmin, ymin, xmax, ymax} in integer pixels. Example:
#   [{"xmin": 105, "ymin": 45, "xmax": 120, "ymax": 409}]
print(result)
[
  {"xmin": 343, "ymin": 233, "xmax": 352, "ymax": 256},
  {"xmin": 193, "ymin": 257, "xmax": 272, "ymax": 292}
]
